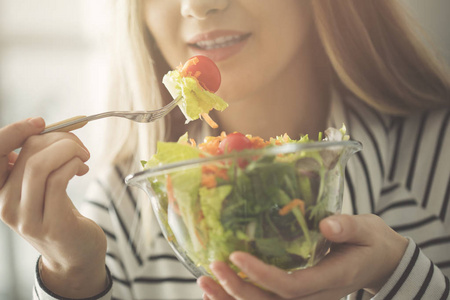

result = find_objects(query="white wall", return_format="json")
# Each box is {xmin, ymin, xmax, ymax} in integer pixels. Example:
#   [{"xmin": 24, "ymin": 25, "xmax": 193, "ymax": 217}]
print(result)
[
  {"xmin": 0, "ymin": 1, "xmax": 109, "ymax": 299},
  {"xmin": 400, "ymin": 0, "xmax": 450, "ymax": 64}
]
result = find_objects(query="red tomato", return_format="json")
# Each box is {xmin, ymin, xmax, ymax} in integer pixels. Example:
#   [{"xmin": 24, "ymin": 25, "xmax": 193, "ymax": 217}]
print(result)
[
  {"xmin": 181, "ymin": 55, "xmax": 221, "ymax": 93},
  {"xmin": 218, "ymin": 132, "xmax": 253, "ymax": 154}
]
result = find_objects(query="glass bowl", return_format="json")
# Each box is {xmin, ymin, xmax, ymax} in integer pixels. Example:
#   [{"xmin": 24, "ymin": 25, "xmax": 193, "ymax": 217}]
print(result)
[{"xmin": 125, "ymin": 140, "xmax": 362, "ymax": 279}]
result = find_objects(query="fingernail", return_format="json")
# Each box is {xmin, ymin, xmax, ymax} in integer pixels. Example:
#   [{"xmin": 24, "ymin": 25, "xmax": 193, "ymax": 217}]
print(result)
[
  {"xmin": 209, "ymin": 263, "xmax": 227, "ymax": 284},
  {"xmin": 197, "ymin": 278, "xmax": 213, "ymax": 299},
  {"xmin": 229, "ymin": 253, "xmax": 242, "ymax": 267},
  {"xmin": 80, "ymin": 163, "xmax": 90, "ymax": 174},
  {"xmin": 327, "ymin": 219, "xmax": 342, "ymax": 234},
  {"xmin": 78, "ymin": 147, "xmax": 90, "ymax": 162},
  {"xmin": 27, "ymin": 117, "xmax": 45, "ymax": 128},
  {"xmin": 83, "ymin": 147, "xmax": 91, "ymax": 158}
]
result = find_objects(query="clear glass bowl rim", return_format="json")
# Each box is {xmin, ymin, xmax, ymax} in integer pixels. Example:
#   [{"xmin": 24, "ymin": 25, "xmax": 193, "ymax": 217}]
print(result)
[{"xmin": 125, "ymin": 140, "xmax": 362, "ymax": 186}]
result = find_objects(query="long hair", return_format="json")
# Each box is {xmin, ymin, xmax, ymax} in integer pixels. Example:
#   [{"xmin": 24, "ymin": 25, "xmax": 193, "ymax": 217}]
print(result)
[
  {"xmin": 101, "ymin": 0, "xmax": 165, "ymax": 167},
  {"xmin": 101, "ymin": 0, "xmax": 450, "ymax": 250},
  {"xmin": 99, "ymin": 0, "xmax": 166, "ymax": 253},
  {"xmin": 312, "ymin": 0, "xmax": 450, "ymax": 115}
]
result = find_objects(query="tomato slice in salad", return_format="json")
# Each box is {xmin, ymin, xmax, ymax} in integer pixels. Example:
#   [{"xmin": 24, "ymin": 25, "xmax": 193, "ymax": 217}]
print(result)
[
  {"xmin": 180, "ymin": 55, "xmax": 221, "ymax": 93},
  {"xmin": 218, "ymin": 132, "xmax": 253, "ymax": 154}
]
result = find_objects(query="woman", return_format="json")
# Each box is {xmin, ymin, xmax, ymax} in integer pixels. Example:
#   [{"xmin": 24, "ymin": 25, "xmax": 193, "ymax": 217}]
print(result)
[{"xmin": 0, "ymin": 0, "xmax": 449, "ymax": 299}]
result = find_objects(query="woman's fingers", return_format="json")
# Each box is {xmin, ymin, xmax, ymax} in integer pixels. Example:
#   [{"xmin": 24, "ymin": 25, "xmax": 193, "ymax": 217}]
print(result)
[
  {"xmin": 1, "ymin": 133, "xmax": 89, "ymax": 233},
  {"xmin": 0, "ymin": 117, "xmax": 45, "ymax": 155},
  {"xmin": 43, "ymin": 156, "xmax": 89, "ymax": 223},
  {"xmin": 200, "ymin": 261, "xmax": 275, "ymax": 300},
  {"xmin": 225, "ymin": 215, "xmax": 379, "ymax": 298},
  {"xmin": 198, "ymin": 276, "xmax": 235, "ymax": 300},
  {"xmin": 199, "ymin": 214, "xmax": 409, "ymax": 299},
  {"xmin": 18, "ymin": 139, "xmax": 90, "ymax": 228},
  {"xmin": 320, "ymin": 214, "xmax": 377, "ymax": 245},
  {"xmin": 8, "ymin": 132, "xmax": 89, "ymax": 193},
  {"xmin": 229, "ymin": 252, "xmax": 313, "ymax": 298},
  {"xmin": 324, "ymin": 214, "xmax": 409, "ymax": 293},
  {"xmin": 0, "ymin": 117, "xmax": 45, "ymax": 187},
  {"xmin": 0, "ymin": 120, "xmax": 107, "ymax": 296},
  {"xmin": 200, "ymin": 259, "xmax": 352, "ymax": 300},
  {"xmin": 8, "ymin": 152, "xmax": 19, "ymax": 166}
]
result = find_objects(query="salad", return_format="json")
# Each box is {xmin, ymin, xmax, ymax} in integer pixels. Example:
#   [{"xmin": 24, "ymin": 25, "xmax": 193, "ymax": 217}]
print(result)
[
  {"xmin": 142, "ymin": 126, "xmax": 351, "ymax": 275},
  {"xmin": 163, "ymin": 55, "xmax": 228, "ymax": 128}
]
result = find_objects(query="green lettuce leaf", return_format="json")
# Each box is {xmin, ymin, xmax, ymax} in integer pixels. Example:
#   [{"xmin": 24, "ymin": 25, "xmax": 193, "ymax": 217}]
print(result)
[
  {"xmin": 143, "ymin": 138, "xmax": 204, "ymax": 254},
  {"xmin": 199, "ymin": 185, "xmax": 234, "ymax": 261},
  {"xmin": 163, "ymin": 70, "xmax": 228, "ymax": 123},
  {"xmin": 143, "ymin": 139, "xmax": 201, "ymax": 169}
]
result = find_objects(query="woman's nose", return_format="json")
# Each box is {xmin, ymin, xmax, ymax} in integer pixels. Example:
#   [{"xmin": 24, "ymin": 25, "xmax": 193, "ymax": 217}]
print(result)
[{"xmin": 181, "ymin": 0, "xmax": 229, "ymax": 20}]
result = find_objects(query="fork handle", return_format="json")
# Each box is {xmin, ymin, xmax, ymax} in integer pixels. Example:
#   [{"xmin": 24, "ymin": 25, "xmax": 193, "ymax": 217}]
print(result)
[{"xmin": 43, "ymin": 115, "xmax": 89, "ymax": 133}]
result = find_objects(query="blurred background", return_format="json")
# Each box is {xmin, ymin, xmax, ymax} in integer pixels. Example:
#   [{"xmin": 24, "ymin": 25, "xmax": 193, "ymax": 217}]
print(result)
[
  {"xmin": 0, "ymin": 0, "xmax": 449, "ymax": 299},
  {"xmin": 0, "ymin": 1, "xmax": 109, "ymax": 299}
]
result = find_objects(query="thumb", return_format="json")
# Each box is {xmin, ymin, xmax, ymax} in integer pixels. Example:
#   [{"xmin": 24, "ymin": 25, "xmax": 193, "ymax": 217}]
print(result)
[
  {"xmin": 319, "ymin": 214, "xmax": 380, "ymax": 246},
  {"xmin": 0, "ymin": 117, "xmax": 45, "ymax": 155}
]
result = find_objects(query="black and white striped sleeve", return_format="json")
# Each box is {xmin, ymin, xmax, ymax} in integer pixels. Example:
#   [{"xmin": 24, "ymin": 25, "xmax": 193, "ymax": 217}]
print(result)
[
  {"xmin": 33, "ymin": 257, "xmax": 113, "ymax": 300},
  {"xmin": 372, "ymin": 109, "xmax": 450, "ymax": 299},
  {"xmin": 81, "ymin": 166, "xmax": 136, "ymax": 299},
  {"xmin": 332, "ymin": 93, "xmax": 450, "ymax": 299},
  {"xmin": 374, "ymin": 238, "xmax": 449, "ymax": 299}
]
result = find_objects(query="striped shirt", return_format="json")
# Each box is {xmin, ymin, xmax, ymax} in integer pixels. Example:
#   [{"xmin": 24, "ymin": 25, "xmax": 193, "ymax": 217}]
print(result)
[{"xmin": 34, "ymin": 90, "xmax": 450, "ymax": 300}]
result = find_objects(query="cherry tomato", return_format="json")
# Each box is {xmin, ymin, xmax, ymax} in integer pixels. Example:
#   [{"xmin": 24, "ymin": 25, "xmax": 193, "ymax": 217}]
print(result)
[
  {"xmin": 181, "ymin": 55, "xmax": 221, "ymax": 93},
  {"xmin": 218, "ymin": 132, "xmax": 253, "ymax": 154}
]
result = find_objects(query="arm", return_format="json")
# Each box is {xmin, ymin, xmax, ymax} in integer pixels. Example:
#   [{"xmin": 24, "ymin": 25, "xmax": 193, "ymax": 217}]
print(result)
[
  {"xmin": 34, "ymin": 257, "xmax": 113, "ymax": 300},
  {"xmin": 0, "ymin": 118, "xmax": 109, "ymax": 299},
  {"xmin": 33, "ymin": 162, "xmax": 150, "ymax": 299}
]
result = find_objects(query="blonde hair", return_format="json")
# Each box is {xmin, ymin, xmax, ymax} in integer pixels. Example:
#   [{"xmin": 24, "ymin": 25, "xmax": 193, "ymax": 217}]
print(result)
[
  {"xmin": 102, "ymin": 0, "xmax": 165, "ymax": 167},
  {"xmin": 102, "ymin": 0, "xmax": 450, "ymax": 251},
  {"xmin": 100, "ymin": 0, "xmax": 166, "ymax": 253}
]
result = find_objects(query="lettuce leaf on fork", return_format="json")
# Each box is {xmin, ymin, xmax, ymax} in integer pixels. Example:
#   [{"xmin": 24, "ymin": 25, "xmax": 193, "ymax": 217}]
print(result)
[{"xmin": 163, "ymin": 70, "xmax": 228, "ymax": 124}]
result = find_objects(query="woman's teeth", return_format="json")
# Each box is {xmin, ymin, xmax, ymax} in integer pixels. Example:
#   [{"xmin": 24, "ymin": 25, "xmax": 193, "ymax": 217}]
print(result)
[{"xmin": 193, "ymin": 35, "xmax": 244, "ymax": 50}]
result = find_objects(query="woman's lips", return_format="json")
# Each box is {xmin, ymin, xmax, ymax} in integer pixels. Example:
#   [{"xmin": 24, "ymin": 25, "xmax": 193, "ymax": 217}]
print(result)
[{"xmin": 187, "ymin": 30, "xmax": 251, "ymax": 62}]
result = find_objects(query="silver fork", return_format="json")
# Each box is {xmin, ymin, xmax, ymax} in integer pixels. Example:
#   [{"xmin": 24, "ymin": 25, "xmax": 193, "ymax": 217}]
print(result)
[{"xmin": 42, "ymin": 95, "xmax": 182, "ymax": 134}]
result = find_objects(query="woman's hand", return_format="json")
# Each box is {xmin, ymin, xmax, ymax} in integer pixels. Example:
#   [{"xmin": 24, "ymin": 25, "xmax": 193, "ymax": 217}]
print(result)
[
  {"xmin": 197, "ymin": 214, "xmax": 409, "ymax": 300},
  {"xmin": 0, "ymin": 118, "xmax": 108, "ymax": 298}
]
